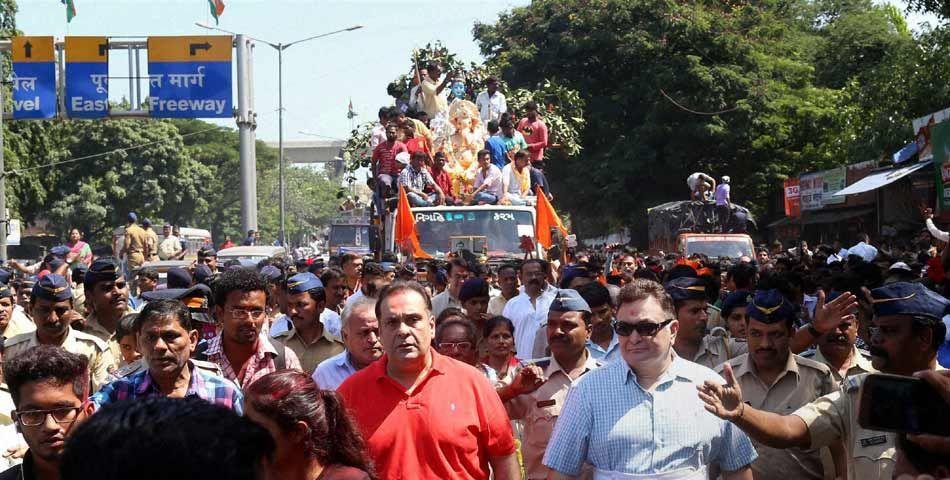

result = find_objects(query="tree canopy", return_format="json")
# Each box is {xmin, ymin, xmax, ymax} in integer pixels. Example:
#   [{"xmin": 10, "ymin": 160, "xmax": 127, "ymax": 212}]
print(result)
[{"xmin": 472, "ymin": 0, "xmax": 950, "ymax": 240}]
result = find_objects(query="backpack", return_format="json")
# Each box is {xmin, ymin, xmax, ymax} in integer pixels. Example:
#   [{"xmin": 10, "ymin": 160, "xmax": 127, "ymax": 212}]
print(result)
[{"xmin": 158, "ymin": 237, "xmax": 180, "ymax": 260}]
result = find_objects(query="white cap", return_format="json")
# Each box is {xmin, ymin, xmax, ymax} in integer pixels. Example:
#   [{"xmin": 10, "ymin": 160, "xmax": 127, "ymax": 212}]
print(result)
[
  {"xmin": 395, "ymin": 152, "xmax": 411, "ymax": 165},
  {"xmin": 722, "ymin": 176, "xmax": 731, "ymax": 183},
  {"xmin": 889, "ymin": 262, "xmax": 912, "ymax": 272}
]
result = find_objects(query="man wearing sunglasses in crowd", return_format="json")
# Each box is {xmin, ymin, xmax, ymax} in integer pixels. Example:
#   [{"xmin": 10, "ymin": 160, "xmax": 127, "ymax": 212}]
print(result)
[
  {"xmin": 542, "ymin": 279, "xmax": 756, "ymax": 480},
  {"xmin": 82, "ymin": 258, "xmax": 136, "ymax": 371},
  {"xmin": 4, "ymin": 275, "xmax": 114, "ymax": 391},
  {"xmin": 0, "ymin": 345, "xmax": 95, "ymax": 480}
]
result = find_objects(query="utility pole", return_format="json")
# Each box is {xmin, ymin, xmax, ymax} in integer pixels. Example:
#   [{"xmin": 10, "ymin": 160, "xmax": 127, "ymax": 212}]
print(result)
[
  {"xmin": 235, "ymin": 34, "xmax": 258, "ymax": 235},
  {"xmin": 0, "ymin": 58, "xmax": 7, "ymax": 262},
  {"xmin": 197, "ymin": 23, "xmax": 363, "ymax": 247},
  {"xmin": 278, "ymin": 44, "xmax": 285, "ymax": 246}
]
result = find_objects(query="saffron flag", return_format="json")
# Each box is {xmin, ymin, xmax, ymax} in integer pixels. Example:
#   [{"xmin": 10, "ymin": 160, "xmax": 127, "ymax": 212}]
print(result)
[
  {"xmin": 347, "ymin": 98, "xmax": 357, "ymax": 119},
  {"xmin": 207, "ymin": 0, "xmax": 225, "ymax": 24},
  {"xmin": 534, "ymin": 186, "xmax": 567, "ymax": 249},
  {"xmin": 61, "ymin": 0, "xmax": 76, "ymax": 22},
  {"xmin": 395, "ymin": 186, "xmax": 432, "ymax": 259}
]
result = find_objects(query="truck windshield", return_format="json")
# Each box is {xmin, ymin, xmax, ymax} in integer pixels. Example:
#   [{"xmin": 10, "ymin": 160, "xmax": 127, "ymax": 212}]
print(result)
[
  {"xmin": 683, "ymin": 237, "xmax": 754, "ymax": 259},
  {"xmin": 413, "ymin": 209, "xmax": 535, "ymax": 257},
  {"xmin": 330, "ymin": 225, "xmax": 369, "ymax": 247}
]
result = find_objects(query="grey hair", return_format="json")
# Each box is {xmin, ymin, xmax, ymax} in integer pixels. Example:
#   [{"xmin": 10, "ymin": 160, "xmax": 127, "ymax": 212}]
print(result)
[{"xmin": 340, "ymin": 296, "xmax": 377, "ymax": 332}]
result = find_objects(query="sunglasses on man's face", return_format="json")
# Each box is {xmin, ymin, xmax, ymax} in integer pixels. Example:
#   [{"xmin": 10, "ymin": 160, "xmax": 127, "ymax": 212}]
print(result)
[{"xmin": 612, "ymin": 319, "xmax": 674, "ymax": 337}]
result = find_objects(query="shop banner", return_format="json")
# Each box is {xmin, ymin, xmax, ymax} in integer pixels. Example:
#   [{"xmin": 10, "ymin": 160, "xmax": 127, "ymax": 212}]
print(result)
[
  {"xmin": 933, "ymin": 122, "xmax": 950, "ymax": 212},
  {"xmin": 784, "ymin": 178, "xmax": 801, "ymax": 218}
]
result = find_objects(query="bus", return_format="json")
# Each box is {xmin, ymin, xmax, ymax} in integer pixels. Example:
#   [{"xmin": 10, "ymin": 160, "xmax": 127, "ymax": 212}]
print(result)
[{"xmin": 387, "ymin": 205, "xmax": 541, "ymax": 263}]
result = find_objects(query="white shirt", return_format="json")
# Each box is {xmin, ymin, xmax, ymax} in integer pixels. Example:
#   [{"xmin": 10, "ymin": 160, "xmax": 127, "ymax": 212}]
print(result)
[
  {"xmin": 345, "ymin": 289, "xmax": 366, "ymax": 307},
  {"xmin": 370, "ymin": 124, "xmax": 387, "ymax": 150},
  {"xmin": 927, "ymin": 218, "xmax": 949, "ymax": 242},
  {"xmin": 432, "ymin": 289, "xmax": 462, "ymax": 318},
  {"xmin": 502, "ymin": 284, "xmax": 557, "ymax": 359},
  {"xmin": 475, "ymin": 90, "xmax": 507, "ymax": 123},
  {"xmin": 846, "ymin": 241, "xmax": 878, "ymax": 263},
  {"xmin": 408, "ymin": 84, "xmax": 424, "ymax": 111},
  {"xmin": 475, "ymin": 164, "xmax": 504, "ymax": 198}
]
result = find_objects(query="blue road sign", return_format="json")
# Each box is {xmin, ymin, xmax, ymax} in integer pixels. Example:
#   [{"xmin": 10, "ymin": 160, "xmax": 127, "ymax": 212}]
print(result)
[
  {"xmin": 65, "ymin": 36, "xmax": 109, "ymax": 118},
  {"xmin": 12, "ymin": 37, "xmax": 57, "ymax": 119},
  {"xmin": 147, "ymin": 36, "xmax": 232, "ymax": 119}
]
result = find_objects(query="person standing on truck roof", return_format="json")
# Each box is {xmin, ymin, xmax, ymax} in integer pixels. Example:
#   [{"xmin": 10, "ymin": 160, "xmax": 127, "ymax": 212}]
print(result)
[
  {"xmin": 687, "ymin": 172, "xmax": 716, "ymax": 201},
  {"xmin": 716, "ymin": 176, "xmax": 732, "ymax": 230}
]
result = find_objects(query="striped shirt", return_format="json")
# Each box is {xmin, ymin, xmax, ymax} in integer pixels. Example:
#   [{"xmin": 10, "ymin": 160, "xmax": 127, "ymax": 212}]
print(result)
[
  {"xmin": 90, "ymin": 361, "xmax": 243, "ymax": 414},
  {"xmin": 204, "ymin": 332, "xmax": 302, "ymax": 389},
  {"xmin": 543, "ymin": 354, "xmax": 757, "ymax": 476}
]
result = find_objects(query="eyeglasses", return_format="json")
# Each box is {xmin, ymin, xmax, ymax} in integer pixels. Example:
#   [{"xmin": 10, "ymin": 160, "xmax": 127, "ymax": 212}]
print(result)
[
  {"xmin": 612, "ymin": 319, "xmax": 674, "ymax": 337},
  {"xmin": 15, "ymin": 406, "xmax": 83, "ymax": 427},
  {"xmin": 437, "ymin": 342, "xmax": 473, "ymax": 352},
  {"xmin": 227, "ymin": 308, "xmax": 267, "ymax": 320}
]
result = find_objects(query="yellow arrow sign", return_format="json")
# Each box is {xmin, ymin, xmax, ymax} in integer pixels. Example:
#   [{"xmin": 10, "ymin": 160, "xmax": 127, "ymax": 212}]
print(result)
[
  {"xmin": 148, "ymin": 36, "xmax": 232, "ymax": 63},
  {"xmin": 12, "ymin": 36, "xmax": 54, "ymax": 63},
  {"xmin": 66, "ymin": 36, "xmax": 109, "ymax": 63}
]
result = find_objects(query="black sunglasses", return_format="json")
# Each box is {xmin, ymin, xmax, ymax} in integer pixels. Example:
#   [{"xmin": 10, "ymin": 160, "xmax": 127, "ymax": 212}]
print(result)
[{"xmin": 612, "ymin": 319, "xmax": 674, "ymax": 337}]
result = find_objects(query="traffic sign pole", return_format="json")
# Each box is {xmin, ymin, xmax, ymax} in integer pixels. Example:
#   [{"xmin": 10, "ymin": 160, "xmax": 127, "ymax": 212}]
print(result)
[{"xmin": 236, "ymin": 34, "xmax": 258, "ymax": 235}]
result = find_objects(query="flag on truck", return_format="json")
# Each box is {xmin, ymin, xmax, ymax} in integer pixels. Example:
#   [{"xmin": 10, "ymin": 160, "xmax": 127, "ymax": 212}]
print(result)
[
  {"xmin": 535, "ymin": 186, "xmax": 567, "ymax": 249},
  {"xmin": 61, "ymin": 0, "xmax": 76, "ymax": 22},
  {"xmin": 207, "ymin": 0, "xmax": 225, "ymax": 24},
  {"xmin": 395, "ymin": 186, "xmax": 432, "ymax": 259}
]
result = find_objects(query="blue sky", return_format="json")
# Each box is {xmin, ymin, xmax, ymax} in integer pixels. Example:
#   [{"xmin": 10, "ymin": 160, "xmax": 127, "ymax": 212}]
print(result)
[{"xmin": 14, "ymin": 0, "xmax": 939, "ymax": 143}]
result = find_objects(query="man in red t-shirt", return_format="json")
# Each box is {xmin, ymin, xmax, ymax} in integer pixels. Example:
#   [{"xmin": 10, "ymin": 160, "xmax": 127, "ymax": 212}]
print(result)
[
  {"xmin": 337, "ymin": 282, "xmax": 519, "ymax": 480},
  {"xmin": 517, "ymin": 101, "xmax": 549, "ymax": 170},
  {"xmin": 403, "ymin": 121, "xmax": 430, "ymax": 158},
  {"xmin": 372, "ymin": 123, "xmax": 408, "ymax": 197},
  {"xmin": 428, "ymin": 151, "xmax": 457, "ymax": 205}
]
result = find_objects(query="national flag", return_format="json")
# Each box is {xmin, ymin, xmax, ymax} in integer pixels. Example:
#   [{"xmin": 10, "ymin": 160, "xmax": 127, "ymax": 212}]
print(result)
[
  {"xmin": 534, "ymin": 186, "xmax": 567, "ymax": 249},
  {"xmin": 207, "ymin": 0, "xmax": 225, "ymax": 25},
  {"xmin": 61, "ymin": 0, "xmax": 77, "ymax": 23},
  {"xmin": 347, "ymin": 98, "xmax": 357, "ymax": 119},
  {"xmin": 395, "ymin": 186, "xmax": 432, "ymax": 259}
]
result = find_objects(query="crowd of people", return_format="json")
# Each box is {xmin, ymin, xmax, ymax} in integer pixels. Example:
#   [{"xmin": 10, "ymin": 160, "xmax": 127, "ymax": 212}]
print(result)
[
  {"xmin": 0, "ymin": 214, "xmax": 947, "ymax": 479},
  {"xmin": 371, "ymin": 62, "xmax": 553, "ymax": 208}
]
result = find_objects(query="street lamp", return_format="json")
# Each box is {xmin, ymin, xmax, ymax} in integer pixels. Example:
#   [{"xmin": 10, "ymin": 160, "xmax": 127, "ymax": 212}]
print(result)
[{"xmin": 196, "ymin": 22, "xmax": 363, "ymax": 247}]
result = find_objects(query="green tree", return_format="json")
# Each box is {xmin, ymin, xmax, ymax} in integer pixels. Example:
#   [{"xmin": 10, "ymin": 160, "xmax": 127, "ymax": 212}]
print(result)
[{"xmin": 473, "ymin": 0, "xmax": 941, "ymax": 239}]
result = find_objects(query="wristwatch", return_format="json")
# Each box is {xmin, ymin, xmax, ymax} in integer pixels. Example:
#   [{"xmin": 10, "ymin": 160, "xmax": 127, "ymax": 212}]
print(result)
[{"xmin": 807, "ymin": 324, "xmax": 822, "ymax": 337}]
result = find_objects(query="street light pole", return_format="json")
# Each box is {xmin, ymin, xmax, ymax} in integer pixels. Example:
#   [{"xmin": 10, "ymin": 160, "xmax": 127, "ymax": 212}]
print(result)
[
  {"xmin": 196, "ymin": 23, "xmax": 363, "ymax": 247},
  {"xmin": 278, "ymin": 44, "xmax": 285, "ymax": 247}
]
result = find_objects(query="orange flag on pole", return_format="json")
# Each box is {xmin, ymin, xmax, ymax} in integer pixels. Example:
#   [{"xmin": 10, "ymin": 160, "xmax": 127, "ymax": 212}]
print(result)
[
  {"xmin": 395, "ymin": 186, "xmax": 432, "ymax": 259},
  {"xmin": 535, "ymin": 186, "xmax": 567, "ymax": 249}
]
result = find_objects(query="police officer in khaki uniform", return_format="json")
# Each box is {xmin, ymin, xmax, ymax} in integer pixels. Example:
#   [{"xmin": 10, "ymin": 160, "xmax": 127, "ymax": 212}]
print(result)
[
  {"xmin": 272, "ymin": 273, "xmax": 344, "ymax": 374},
  {"xmin": 716, "ymin": 289, "xmax": 837, "ymax": 480},
  {"xmin": 501, "ymin": 289, "xmax": 602, "ymax": 479},
  {"xmin": 665, "ymin": 276, "xmax": 748, "ymax": 369},
  {"xmin": 801, "ymin": 292, "xmax": 875, "ymax": 385},
  {"xmin": 83, "ymin": 258, "xmax": 135, "ymax": 371},
  {"xmin": 698, "ymin": 281, "xmax": 947, "ymax": 480},
  {"xmin": 3, "ymin": 274, "xmax": 115, "ymax": 390},
  {"xmin": 122, "ymin": 212, "xmax": 148, "ymax": 272}
]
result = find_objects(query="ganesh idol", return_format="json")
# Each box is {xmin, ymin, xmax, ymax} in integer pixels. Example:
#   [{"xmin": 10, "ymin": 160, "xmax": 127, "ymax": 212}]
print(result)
[{"xmin": 440, "ymin": 100, "xmax": 487, "ymax": 197}]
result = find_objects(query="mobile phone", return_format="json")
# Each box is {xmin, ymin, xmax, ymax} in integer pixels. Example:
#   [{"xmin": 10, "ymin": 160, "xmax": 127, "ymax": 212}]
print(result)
[{"xmin": 857, "ymin": 373, "xmax": 950, "ymax": 436}]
